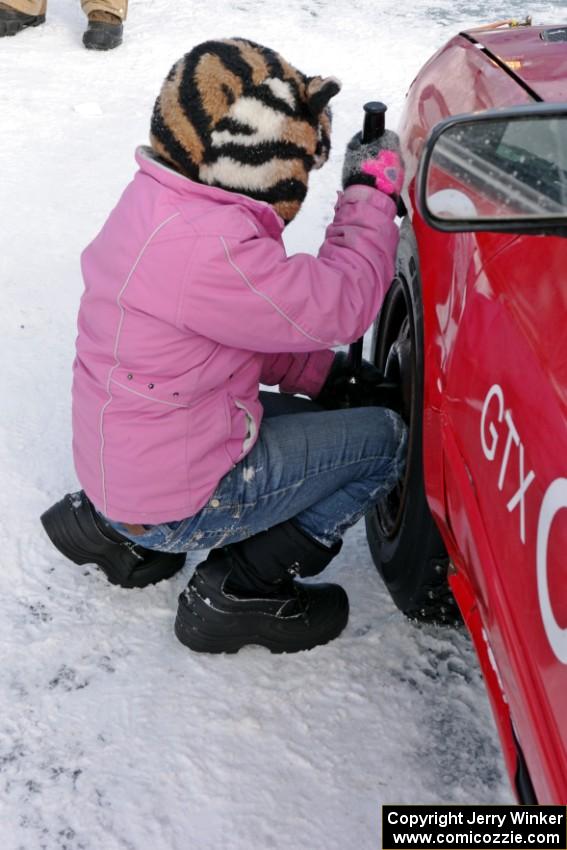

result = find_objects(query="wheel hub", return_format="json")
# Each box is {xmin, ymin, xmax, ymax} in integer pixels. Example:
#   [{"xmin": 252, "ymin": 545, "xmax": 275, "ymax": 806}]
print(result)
[{"xmin": 383, "ymin": 317, "xmax": 413, "ymax": 423}]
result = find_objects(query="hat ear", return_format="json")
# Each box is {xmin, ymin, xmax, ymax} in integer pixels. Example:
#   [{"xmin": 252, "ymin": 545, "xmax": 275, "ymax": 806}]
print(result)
[{"xmin": 305, "ymin": 76, "xmax": 341, "ymax": 116}]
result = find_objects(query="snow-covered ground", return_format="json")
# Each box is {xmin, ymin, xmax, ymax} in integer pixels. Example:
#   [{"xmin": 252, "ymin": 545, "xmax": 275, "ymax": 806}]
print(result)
[{"xmin": 2, "ymin": 1, "xmax": 565, "ymax": 847}]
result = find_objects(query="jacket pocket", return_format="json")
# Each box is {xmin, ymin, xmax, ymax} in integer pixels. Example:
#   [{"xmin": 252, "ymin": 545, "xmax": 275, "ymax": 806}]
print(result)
[
  {"xmin": 233, "ymin": 398, "xmax": 257, "ymax": 453},
  {"xmin": 225, "ymin": 395, "xmax": 259, "ymax": 464}
]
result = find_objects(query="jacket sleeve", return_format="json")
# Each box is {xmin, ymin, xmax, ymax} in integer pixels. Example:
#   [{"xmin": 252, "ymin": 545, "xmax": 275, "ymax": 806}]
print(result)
[
  {"xmin": 260, "ymin": 350, "xmax": 335, "ymax": 398},
  {"xmin": 181, "ymin": 185, "xmax": 399, "ymax": 353}
]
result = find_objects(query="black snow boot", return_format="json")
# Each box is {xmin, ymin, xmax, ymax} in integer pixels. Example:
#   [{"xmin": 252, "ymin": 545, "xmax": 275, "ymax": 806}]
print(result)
[
  {"xmin": 82, "ymin": 10, "xmax": 123, "ymax": 50},
  {"xmin": 175, "ymin": 521, "xmax": 348, "ymax": 654},
  {"xmin": 40, "ymin": 491, "xmax": 186, "ymax": 588},
  {"xmin": 0, "ymin": 3, "xmax": 45, "ymax": 37}
]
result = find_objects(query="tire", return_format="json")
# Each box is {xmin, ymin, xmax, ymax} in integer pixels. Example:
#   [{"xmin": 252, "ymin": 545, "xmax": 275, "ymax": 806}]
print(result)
[{"xmin": 365, "ymin": 219, "xmax": 460, "ymax": 625}]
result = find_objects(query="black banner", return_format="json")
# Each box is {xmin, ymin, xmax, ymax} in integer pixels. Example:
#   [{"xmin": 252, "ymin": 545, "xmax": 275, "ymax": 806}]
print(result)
[{"xmin": 382, "ymin": 805, "xmax": 567, "ymax": 849}]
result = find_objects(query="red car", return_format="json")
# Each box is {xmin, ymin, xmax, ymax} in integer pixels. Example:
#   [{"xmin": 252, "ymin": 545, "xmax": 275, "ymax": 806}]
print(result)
[{"xmin": 364, "ymin": 21, "xmax": 567, "ymax": 803}]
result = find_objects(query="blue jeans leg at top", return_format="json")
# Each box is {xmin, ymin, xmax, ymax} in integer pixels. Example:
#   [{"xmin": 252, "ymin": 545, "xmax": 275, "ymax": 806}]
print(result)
[{"xmin": 108, "ymin": 392, "xmax": 407, "ymax": 553}]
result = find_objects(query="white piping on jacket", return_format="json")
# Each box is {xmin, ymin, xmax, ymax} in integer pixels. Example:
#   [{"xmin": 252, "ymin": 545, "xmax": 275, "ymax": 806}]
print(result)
[
  {"xmin": 220, "ymin": 236, "xmax": 335, "ymax": 347},
  {"xmin": 98, "ymin": 213, "xmax": 181, "ymax": 513}
]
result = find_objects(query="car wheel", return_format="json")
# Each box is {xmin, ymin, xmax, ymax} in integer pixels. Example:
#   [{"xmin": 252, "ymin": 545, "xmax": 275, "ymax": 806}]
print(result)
[{"xmin": 365, "ymin": 220, "xmax": 460, "ymax": 625}]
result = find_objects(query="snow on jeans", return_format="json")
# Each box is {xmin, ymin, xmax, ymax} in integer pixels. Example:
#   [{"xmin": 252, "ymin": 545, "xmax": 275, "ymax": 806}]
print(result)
[
  {"xmin": 7, "ymin": 0, "xmax": 128, "ymax": 19},
  {"xmin": 108, "ymin": 392, "xmax": 408, "ymax": 552}
]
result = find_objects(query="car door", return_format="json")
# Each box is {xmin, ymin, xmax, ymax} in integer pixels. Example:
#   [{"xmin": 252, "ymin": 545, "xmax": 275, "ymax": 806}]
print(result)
[{"xmin": 440, "ymin": 229, "xmax": 567, "ymax": 802}]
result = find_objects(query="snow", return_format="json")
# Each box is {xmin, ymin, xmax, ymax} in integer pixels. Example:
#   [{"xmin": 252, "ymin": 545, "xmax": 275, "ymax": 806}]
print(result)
[{"xmin": 2, "ymin": 0, "xmax": 565, "ymax": 847}]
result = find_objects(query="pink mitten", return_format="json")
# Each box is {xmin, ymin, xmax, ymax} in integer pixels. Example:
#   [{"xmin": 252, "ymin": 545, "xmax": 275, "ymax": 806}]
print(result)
[{"xmin": 361, "ymin": 150, "xmax": 404, "ymax": 198}]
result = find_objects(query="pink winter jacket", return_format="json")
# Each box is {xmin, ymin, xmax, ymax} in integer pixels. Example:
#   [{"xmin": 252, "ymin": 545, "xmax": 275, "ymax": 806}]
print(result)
[{"xmin": 72, "ymin": 147, "xmax": 399, "ymax": 524}]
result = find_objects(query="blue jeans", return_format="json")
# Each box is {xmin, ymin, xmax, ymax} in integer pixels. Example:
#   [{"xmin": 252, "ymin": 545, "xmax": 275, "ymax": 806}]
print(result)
[{"xmin": 109, "ymin": 392, "xmax": 407, "ymax": 552}]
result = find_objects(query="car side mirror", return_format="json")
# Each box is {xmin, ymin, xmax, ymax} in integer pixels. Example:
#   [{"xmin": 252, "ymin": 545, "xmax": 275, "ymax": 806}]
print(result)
[{"xmin": 417, "ymin": 104, "xmax": 567, "ymax": 236}]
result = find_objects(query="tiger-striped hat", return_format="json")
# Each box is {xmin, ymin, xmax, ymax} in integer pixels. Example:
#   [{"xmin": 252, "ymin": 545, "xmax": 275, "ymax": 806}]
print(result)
[{"xmin": 150, "ymin": 38, "xmax": 341, "ymax": 223}]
